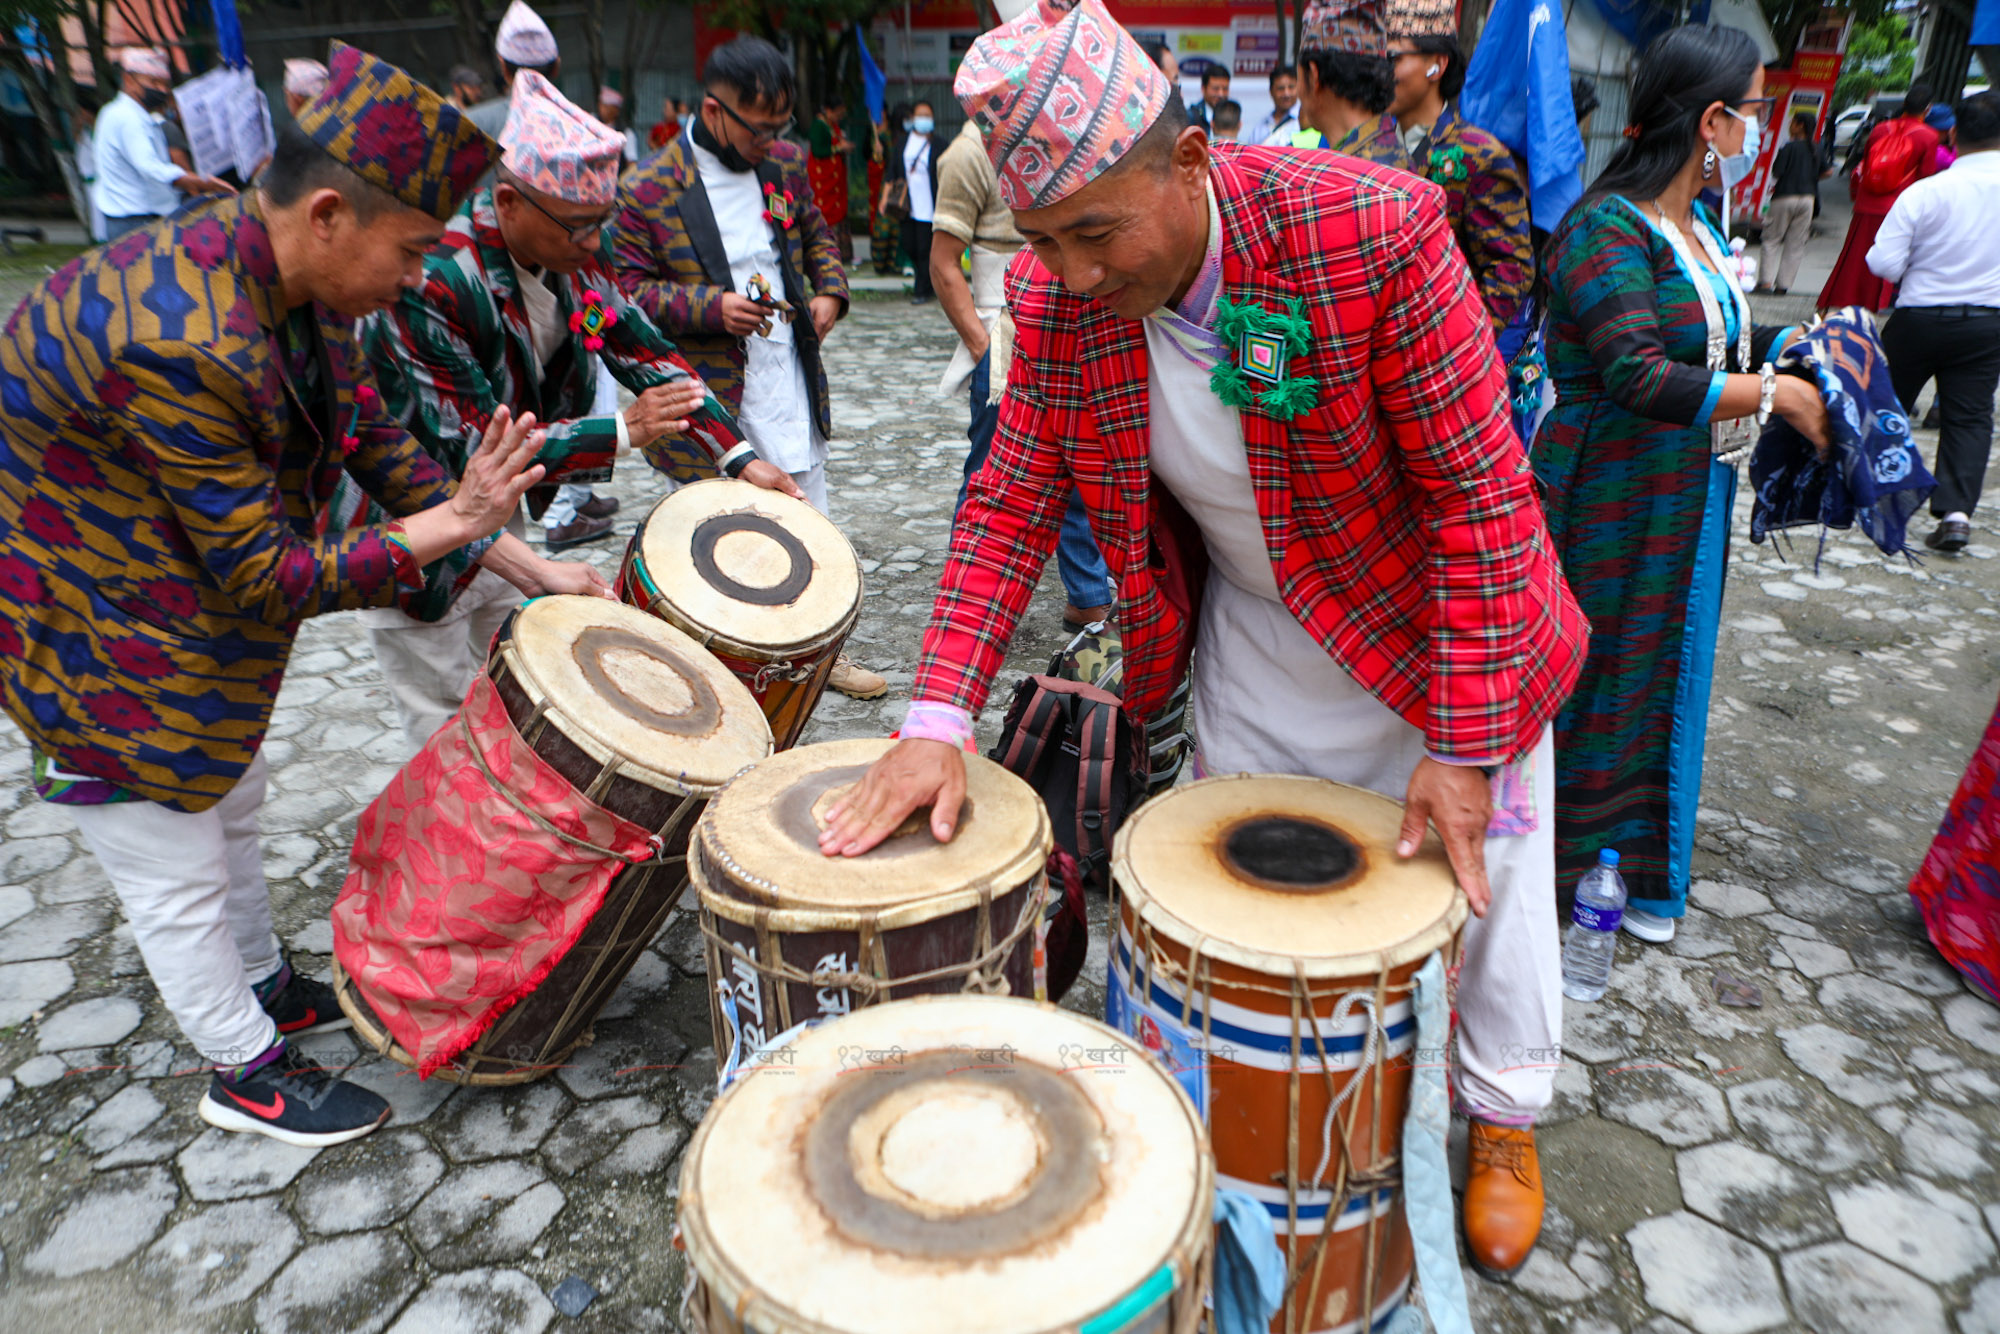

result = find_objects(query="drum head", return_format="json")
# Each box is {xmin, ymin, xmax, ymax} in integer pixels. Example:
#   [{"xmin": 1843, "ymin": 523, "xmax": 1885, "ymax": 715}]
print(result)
[
  {"xmin": 637, "ymin": 477, "xmax": 861, "ymax": 654},
  {"xmin": 681, "ymin": 996, "xmax": 1211, "ymax": 1334},
  {"xmin": 1113, "ymin": 774, "xmax": 1467, "ymax": 977},
  {"xmin": 505, "ymin": 596, "xmax": 771, "ymax": 790},
  {"xmin": 698, "ymin": 738, "xmax": 1049, "ymax": 915}
]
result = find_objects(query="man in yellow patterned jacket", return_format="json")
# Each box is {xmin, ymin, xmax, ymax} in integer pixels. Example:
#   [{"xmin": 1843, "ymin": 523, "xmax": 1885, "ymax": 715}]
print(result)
[{"xmin": 0, "ymin": 44, "xmax": 544, "ymax": 1146}]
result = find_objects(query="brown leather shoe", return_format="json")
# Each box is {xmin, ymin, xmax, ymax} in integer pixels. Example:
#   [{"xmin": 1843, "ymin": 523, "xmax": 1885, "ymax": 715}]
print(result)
[
  {"xmin": 828, "ymin": 654, "xmax": 888, "ymax": 700},
  {"xmin": 542, "ymin": 514, "xmax": 615, "ymax": 550},
  {"xmin": 576, "ymin": 494, "xmax": 621, "ymax": 520},
  {"xmin": 1063, "ymin": 602, "xmax": 1113, "ymax": 629},
  {"xmin": 1463, "ymin": 1121, "xmax": 1544, "ymax": 1281}
]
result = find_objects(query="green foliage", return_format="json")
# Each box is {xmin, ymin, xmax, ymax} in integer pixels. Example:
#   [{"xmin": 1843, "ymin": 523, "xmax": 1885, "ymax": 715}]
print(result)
[
  {"xmin": 1832, "ymin": 14, "xmax": 1918, "ymax": 112},
  {"xmin": 1759, "ymin": 0, "xmax": 1896, "ymax": 66}
]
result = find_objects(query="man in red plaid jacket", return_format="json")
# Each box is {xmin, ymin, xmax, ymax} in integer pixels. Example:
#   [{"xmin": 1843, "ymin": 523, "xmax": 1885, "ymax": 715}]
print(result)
[{"xmin": 825, "ymin": 0, "xmax": 1589, "ymax": 1284}]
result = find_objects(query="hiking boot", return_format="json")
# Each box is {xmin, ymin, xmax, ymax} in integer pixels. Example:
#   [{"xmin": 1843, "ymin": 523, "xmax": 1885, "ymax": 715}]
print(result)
[
  {"xmin": 198, "ymin": 1043, "xmax": 390, "ymax": 1147},
  {"xmin": 828, "ymin": 655, "xmax": 888, "ymax": 700}
]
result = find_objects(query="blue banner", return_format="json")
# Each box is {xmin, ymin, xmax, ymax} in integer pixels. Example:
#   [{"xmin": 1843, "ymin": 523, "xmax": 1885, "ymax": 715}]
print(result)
[
  {"xmin": 1460, "ymin": 0, "xmax": 1588, "ymax": 229},
  {"xmin": 857, "ymin": 24, "xmax": 886, "ymax": 125},
  {"xmin": 210, "ymin": 0, "xmax": 247, "ymax": 69},
  {"xmin": 1974, "ymin": 0, "xmax": 2000, "ymax": 46}
]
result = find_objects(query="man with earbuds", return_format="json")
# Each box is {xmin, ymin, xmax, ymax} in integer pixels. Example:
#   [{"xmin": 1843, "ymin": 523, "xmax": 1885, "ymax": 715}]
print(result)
[{"xmin": 1385, "ymin": 0, "xmax": 1531, "ymax": 334}]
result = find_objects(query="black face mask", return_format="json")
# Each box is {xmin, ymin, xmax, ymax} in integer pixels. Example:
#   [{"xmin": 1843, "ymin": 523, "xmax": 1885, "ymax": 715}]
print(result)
[
  {"xmin": 140, "ymin": 86, "xmax": 171, "ymax": 113},
  {"xmin": 691, "ymin": 105, "xmax": 755, "ymax": 174}
]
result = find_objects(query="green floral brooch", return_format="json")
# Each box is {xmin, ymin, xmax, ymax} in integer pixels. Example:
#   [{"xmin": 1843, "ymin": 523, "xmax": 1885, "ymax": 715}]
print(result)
[
  {"xmin": 1427, "ymin": 143, "xmax": 1469, "ymax": 185},
  {"xmin": 1209, "ymin": 295, "xmax": 1320, "ymax": 421}
]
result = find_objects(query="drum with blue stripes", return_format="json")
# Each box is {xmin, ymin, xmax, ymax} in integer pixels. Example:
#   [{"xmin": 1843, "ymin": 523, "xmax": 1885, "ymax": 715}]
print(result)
[
  {"xmin": 676, "ymin": 995, "xmax": 1214, "ymax": 1334},
  {"xmin": 1106, "ymin": 775, "xmax": 1467, "ymax": 1334}
]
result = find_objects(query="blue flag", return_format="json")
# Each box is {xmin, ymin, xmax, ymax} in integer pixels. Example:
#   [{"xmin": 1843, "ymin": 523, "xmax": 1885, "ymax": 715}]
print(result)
[
  {"xmin": 1459, "ymin": 0, "xmax": 1587, "ymax": 230},
  {"xmin": 1975, "ymin": 0, "xmax": 2000, "ymax": 45},
  {"xmin": 857, "ymin": 24, "xmax": 886, "ymax": 125}
]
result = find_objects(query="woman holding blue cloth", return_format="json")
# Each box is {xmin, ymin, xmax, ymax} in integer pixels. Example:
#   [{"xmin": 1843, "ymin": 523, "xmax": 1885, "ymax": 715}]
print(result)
[{"xmin": 1533, "ymin": 24, "xmax": 1829, "ymax": 941}]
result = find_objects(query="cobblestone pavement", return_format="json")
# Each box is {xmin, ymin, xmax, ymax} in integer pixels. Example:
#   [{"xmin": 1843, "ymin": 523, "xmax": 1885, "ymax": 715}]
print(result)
[{"xmin": 1, "ymin": 293, "xmax": 1997, "ymax": 1334}]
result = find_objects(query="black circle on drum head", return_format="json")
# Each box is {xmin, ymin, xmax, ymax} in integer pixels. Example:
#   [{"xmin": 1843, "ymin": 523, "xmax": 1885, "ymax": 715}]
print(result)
[
  {"xmin": 690, "ymin": 511, "xmax": 814, "ymax": 607},
  {"xmin": 1222, "ymin": 816, "xmax": 1361, "ymax": 891}
]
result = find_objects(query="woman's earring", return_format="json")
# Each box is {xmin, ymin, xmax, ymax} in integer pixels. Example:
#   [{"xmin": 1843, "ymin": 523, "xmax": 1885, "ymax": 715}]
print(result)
[{"xmin": 1703, "ymin": 146, "xmax": 1718, "ymax": 177}]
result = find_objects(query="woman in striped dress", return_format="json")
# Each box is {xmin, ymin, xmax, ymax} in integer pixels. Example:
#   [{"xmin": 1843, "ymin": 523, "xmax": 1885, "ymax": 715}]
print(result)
[{"xmin": 1533, "ymin": 24, "xmax": 1829, "ymax": 941}]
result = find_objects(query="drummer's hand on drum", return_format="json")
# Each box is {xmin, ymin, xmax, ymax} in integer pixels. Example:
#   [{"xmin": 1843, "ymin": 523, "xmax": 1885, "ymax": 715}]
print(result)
[
  {"xmin": 1397, "ymin": 758, "xmax": 1493, "ymax": 917},
  {"xmin": 817, "ymin": 739, "xmax": 967, "ymax": 856},
  {"xmin": 739, "ymin": 458, "xmax": 806, "ymax": 500},
  {"xmin": 529, "ymin": 556, "xmax": 614, "ymax": 600},
  {"xmin": 402, "ymin": 408, "xmax": 545, "ymax": 566},
  {"xmin": 624, "ymin": 380, "xmax": 710, "ymax": 446}
]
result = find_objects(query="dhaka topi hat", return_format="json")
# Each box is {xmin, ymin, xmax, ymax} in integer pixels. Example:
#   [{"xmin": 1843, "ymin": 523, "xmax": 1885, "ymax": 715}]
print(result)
[
  {"xmin": 955, "ymin": 0, "xmax": 1172, "ymax": 212},
  {"xmin": 1385, "ymin": 0, "xmax": 1458, "ymax": 37},
  {"xmin": 122, "ymin": 48, "xmax": 170, "ymax": 80},
  {"xmin": 495, "ymin": 0, "xmax": 559, "ymax": 67},
  {"xmin": 1300, "ymin": 0, "xmax": 1389, "ymax": 57},
  {"xmin": 295, "ymin": 41, "xmax": 498, "ymax": 222},
  {"xmin": 500, "ymin": 70, "xmax": 624, "ymax": 207},
  {"xmin": 284, "ymin": 58, "xmax": 329, "ymax": 99},
  {"xmin": 598, "ymin": 86, "xmax": 623, "ymax": 109}
]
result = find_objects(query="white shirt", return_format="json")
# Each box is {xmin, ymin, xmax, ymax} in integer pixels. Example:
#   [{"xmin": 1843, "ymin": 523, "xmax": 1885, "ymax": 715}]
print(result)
[
  {"xmin": 692, "ymin": 138, "xmax": 825, "ymax": 474},
  {"xmin": 1868, "ymin": 151, "xmax": 2000, "ymax": 309},
  {"xmin": 1255, "ymin": 107, "xmax": 1301, "ymax": 147},
  {"xmin": 93, "ymin": 92, "xmax": 183, "ymax": 219},
  {"xmin": 903, "ymin": 133, "xmax": 935, "ymax": 222}
]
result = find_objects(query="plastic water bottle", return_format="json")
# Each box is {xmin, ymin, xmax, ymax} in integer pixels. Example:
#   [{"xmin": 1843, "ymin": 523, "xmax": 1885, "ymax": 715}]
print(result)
[
  {"xmin": 1731, "ymin": 236, "xmax": 1758, "ymax": 292},
  {"xmin": 1561, "ymin": 849, "xmax": 1628, "ymax": 1002}
]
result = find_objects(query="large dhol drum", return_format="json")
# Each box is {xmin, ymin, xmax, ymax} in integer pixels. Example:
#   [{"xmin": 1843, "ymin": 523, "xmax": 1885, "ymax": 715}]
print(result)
[
  {"xmin": 617, "ymin": 477, "xmax": 862, "ymax": 750},
  {"xmin": 335, "ymin": 596, "xmax": 772, "ymax": 1084},
  {"xmin": 691, "ymin": 738, "xmax": 1052, "ymax": 1072},
  {"xmin": 1107, "ymin": 775, "xmax": 1468, "ymax": 1334},
  {"xmin": 679, "ymin": 995, "xmax": 1214, "ymax": 1334}
]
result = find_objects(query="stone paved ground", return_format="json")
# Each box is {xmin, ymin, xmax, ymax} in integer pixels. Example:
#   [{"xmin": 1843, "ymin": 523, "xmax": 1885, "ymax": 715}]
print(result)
[{"xmin": 1, "ymin": 287, "xmax": 1998, "ymax": 1334}]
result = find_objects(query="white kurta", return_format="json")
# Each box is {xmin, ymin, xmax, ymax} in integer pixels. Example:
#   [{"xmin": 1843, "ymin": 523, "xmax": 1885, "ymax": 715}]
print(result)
[
  {"xmin": 692, "ymin": 139, "xmax": 826, "ymax": 478},
  {"xmin": 1136, "ymin": 206, "xmax": 1563, "ymax": 1122}
]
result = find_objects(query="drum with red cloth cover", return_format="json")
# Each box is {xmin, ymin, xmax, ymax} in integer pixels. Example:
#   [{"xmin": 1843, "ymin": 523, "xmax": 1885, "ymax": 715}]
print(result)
[{"xmin": 332, "ymin": 596, "xmax": 772, "ymax": 1084}]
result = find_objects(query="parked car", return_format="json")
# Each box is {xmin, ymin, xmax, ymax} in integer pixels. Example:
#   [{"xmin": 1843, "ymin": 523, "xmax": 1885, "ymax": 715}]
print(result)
[{"xmin": 1832, "ymin": 106, "xmax": 1870, "ymax": 150}]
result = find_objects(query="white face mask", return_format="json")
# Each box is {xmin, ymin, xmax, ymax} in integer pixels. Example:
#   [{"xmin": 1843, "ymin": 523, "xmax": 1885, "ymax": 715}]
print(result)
[{"xmin": 1719, "ymin": 106, "xmax": 1762, "ymax": 188}]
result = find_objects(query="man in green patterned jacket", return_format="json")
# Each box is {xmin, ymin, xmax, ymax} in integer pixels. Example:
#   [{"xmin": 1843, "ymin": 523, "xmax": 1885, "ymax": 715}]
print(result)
[{"xmin": 357, "ymin": 70, "xmax": 801, "ymax": 751}]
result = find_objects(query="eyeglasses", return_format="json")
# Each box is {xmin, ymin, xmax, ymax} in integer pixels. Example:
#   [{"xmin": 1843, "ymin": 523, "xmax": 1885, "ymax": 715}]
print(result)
[
  {"xmin": 712, "ymin": 94, "xmax": 790, "ymax": 144},
  {"xmin": 515, "ymin": 187, "xmax": 613, "ymax": 245},
  {"xmin": 1734, "ymin": 97, "xmax": 1777, "ymax": 129}
]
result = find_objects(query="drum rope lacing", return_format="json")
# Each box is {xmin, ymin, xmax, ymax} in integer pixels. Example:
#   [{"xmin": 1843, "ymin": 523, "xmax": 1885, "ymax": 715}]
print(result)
[{"xmin": 459, "ymin": 711, "xmax": 681, "ymax": 867}]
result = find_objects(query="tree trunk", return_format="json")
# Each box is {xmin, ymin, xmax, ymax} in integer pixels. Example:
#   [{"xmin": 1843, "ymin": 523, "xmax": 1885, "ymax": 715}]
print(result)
[
  {"xmin": 1274, "ymin": 0, "xmax": 1288, "ymax": 66},
  {"xmin": 82, "ymin": 0, "xmax": 118, "ymax": 94},
  {"xmin": 583, "ymin": 0, "xmax": 607, "ymax": 107},
  {"xmin": 448, "ymin": 0, "xmax": 490, "ymax": 81},
  {"xmin": 0, "ymin": 49, "xmax": 90, "ymax": 228}
]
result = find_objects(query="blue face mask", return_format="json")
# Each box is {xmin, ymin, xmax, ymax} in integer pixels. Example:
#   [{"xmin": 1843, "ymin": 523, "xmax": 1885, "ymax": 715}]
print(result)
[
  {"xmin": 912, "ymin": 115, "xmax": 935, "ymax": 135},
  {"xmin": 1720, "ymin": 106, "xmax": 1762, "ymax": 189}
]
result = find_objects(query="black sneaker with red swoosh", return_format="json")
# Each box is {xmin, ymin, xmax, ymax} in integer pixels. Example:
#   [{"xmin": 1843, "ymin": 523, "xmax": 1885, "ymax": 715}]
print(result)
[
  {"xmin": 260, "ymin": 966, "xmax": 352, "ymax": 1037},
  {"xmin": 198, "ymin": 1044, "xmax": 390, "ymax": 1147}
]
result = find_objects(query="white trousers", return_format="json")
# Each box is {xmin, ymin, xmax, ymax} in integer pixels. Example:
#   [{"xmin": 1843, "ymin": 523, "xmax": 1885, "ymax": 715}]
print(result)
[
  {"xmin": 67, "ymin": 752, "xmax": 283, "ymax": 1066},
  {"xmin": 1192, "ymin": 579, "xmax": 1563, "ymax": 1123},
  {"xmin": 360, "ymin": 567, "xmax": 524, "ymax": 756},
  {"xmin": 791, "ymin": 461, "xmax": 830, "ymax": 514}
]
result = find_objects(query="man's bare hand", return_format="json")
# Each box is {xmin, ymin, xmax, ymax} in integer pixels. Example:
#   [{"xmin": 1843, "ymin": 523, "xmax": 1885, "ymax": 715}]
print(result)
[
  {"xmin": 451, "ymin": 407, "xmax": 545, "ymax": 539},
  {"xmin": 808, "ymin": 294, "xmax": 842, "ymax": 342},
  {"xmin": 1397, "ymin": 757, "xmax": 1493, "ymax": 917},
  {"xmin": 530, "ymin": 557, "xmax": 613, "ymax": 599},
  {"xmin": 719, "ymin": 292, "xmax": 773, "ymax": 338},
  {"xmin": 817, "ymin": 739, "xmax": 965, "ymax": 856},
  {"xmin": 739, "ymin": 459, "xmax": 805, "ymax": 499},
  {"xmin": 623, "ymin": 378, "xmax": 709, "ymax": 446}
]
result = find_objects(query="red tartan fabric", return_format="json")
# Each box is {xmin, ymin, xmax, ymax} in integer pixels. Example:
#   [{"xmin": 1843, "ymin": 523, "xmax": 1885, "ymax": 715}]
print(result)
[
  {"xmin": 914, "ymin": 145, "xmax": 1588, "ymax": 763},
  {"xmin": 331, "ymin": 674, "xmax": 659, "ymax": 1076},
  {"xmin": 1909, "ymin": 688, "xmax": 2000, "ymax": 1004}
]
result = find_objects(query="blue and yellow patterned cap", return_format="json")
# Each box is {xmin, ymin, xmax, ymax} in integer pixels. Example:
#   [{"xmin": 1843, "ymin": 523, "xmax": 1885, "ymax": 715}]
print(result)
[{"xmin": 295, "ymin": 41, "xmax": 497, "ymax": 222}]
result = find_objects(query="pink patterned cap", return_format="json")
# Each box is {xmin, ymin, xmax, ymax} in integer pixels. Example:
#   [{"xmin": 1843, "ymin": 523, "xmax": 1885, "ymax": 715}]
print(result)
[
  {"xmin": 121, "ymin": 47, "xmax": 170, "ymax": 80},
  {"xmin": 284, "ymin": 58, "xmax": 329, "ymax": 98},
  {"xmin": 495, "ymin": 0, "xmax": 559, "ymax": 67},
  {"xmin": 598, "ymin": 86, "xmax": 623, "ymax": 109},
  {"xmin": 500, "ymin": 69, "xmax": 623, "ymax": 206},
  {"xmin": 954, "ymin": 0, "xmax": 1171, "ymax": 211}
]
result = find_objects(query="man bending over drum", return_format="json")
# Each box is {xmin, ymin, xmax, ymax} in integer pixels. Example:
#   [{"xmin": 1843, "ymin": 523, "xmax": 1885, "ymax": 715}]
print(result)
[
  {"xmin": 821, "ymin": 0, "xmax": 1588, "ymax": 1280},
  {"xmin": 0, "ymin": 46, "xmax": 548, "ymax": 1146},
  {"xmin": 356, "ymin": 71, "xmax": 802, "ymax": 754}
]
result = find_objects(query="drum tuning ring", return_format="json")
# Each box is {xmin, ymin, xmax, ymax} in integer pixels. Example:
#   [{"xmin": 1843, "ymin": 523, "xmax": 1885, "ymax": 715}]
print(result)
[{"xmin": 752, "ymin": 661, "xmax": 813, "ymax": 690}]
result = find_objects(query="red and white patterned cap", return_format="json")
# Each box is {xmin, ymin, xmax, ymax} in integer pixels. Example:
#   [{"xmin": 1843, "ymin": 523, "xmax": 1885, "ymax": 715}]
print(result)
[
  {"xmin": 1300, "ymin": 0, "xmax": 1389, "ymax": 57},
  {"xmin": 284, "ymin": 58, "xmax": 329, "ymax": 98},
  {"xmin": 495, "ymin": 0, "xmax": 559, "ymax": 66},
  {"xmin": 954, "ymin": 0, "xmax": 1171, "ymax": 212},
  {"xmin": 500, "ymin": 69, "xmax": 623, "ymax": 206},
  {"xmin": 598, "ymin": 86, "xmax": 623, "ymax": 109},
  {"xmin": 121, "ymin": 47, "xmax": 170, "ymax": 80}
]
